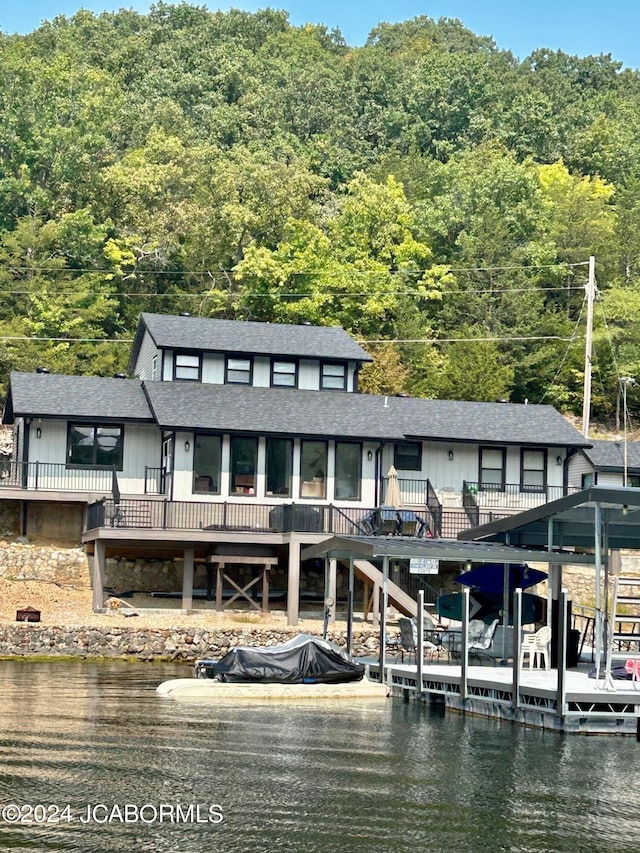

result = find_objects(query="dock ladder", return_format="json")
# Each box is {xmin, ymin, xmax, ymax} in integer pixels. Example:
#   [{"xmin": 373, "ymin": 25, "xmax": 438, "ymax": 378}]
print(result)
[{"xmin": 603, "ymin": 576, "xmax": 640, "ymax": 687}]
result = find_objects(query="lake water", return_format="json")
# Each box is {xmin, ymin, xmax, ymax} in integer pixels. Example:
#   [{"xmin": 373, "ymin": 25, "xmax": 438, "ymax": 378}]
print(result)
[{"xmin": 1, "ymin": 660, "xmax": 640, "ymax": 853}]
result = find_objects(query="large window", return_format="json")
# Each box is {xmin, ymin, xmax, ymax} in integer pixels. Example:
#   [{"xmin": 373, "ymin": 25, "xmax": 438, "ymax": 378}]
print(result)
[
  {"xmin": 67, "ymin": 424, "xmax": 123, "ymax": 469},
  {"xmin": 335, "ymin": 442, "xmax": 361, "ymax": 500},
  {"xmin": 520, "ymin": 448, "xmax": 546, "ymax": 492},
  {"xmin": 300, "ymin": 440, "xmax": 327, "ymax": 498},
  {"xmin": 174, "ymin": 352, "xmax": 200, "ymax": 381},
  {"xmin": 230, "ymin": 436, "xmax": 258, "ymax": 495},
  {"xmin": 266, "ymin": 438, "xmax": 292, "ymax": 496},
  {"xmin": 193, "ymin": 435, "xmax": 221, "ymax": 494},
  {"xmin": 479, "ymin": 447, "xmax": 506, "ymax": 490},
  {"xmin": 226, "ymin": 357, "xmax": 252, "ymax": 385},
  {"xmin": 321, "ymin": 362, "xmax": 346, "ymax": 391},
  {"xmin": 394, "ymin": 442, "xmax": 421, "ymax": 472},
  {"xmin": 271, "ymin": 360, "xmax": 297, "ymax": 388}
]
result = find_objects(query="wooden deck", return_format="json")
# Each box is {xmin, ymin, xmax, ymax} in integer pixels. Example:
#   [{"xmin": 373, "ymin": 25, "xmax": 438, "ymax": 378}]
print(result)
[{"xmin": 367, "ymin": 660, "xmax": 640, "ymax": 735}]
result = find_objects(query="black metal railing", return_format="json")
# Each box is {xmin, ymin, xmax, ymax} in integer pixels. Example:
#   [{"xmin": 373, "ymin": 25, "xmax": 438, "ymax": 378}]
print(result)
[
  {"xmin": 426, "ymin": 479, "xmax": 442, "ymax": 537},
  {"xmin": 0, "ymin": 461, "xmax": 115, "ymax": 493},
  {"xmin": 144, "ymin": 466, "xmax": 166, "ymax": 495},
  {"xmin": 382, "ymin": 476, "xmax": 427, "ymax": 506}
]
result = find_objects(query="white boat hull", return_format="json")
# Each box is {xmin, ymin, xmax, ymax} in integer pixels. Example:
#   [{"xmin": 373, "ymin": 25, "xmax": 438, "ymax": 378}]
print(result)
[{"xmin": 156, "ymin": 677, "xmax": 389, "ymax": 701}]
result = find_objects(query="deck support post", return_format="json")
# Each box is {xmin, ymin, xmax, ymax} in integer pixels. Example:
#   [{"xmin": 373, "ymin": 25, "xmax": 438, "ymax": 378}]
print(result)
[
  {"xmin": 287, "ymin": 537, "xmax": 301, "ymax": 626},
  {"xmin": 92, "ymin": 539, "xmax": 106, "ymax": 612},
  {"xmin": 181, "ymin": 547, "xmax": 194, "ymax": 612}
]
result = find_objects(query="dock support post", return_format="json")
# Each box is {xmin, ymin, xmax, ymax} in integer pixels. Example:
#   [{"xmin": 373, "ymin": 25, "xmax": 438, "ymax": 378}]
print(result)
[
  {"xmin": 557, "ymin": 587, "xmax": 568, "ymax": 727},
  {"xmin": 378, "ymin": 556, "xmax": 389, "ymax": 683},
  {"xmin": 512, "ymin": 588, "xmax": 522, "ymax": 710},
  {"xmin": 461, "ymin": 587, "xmax": 469, "ymax": 702},
  {"xmin": 328, "ymin": 558, "xmax": 337, "ymax": 623},
  {"xmin": 346, "ymin": 558, "xmax": 354, "ymax": 656},
  {"xmin": 417, "ymin": 589, "xmax": 425, "ymax": 696}
]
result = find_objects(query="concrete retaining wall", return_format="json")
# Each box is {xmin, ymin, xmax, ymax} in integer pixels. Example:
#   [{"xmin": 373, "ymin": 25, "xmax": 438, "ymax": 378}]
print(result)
[{"xmin": 0, "ymin": 625, "xmax": 382, "ymax": 661}]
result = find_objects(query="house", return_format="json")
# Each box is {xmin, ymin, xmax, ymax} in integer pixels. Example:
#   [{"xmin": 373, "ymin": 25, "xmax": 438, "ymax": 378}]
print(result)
[
  {"xmin": 568, "ymin": 438, "xmax": 640, "ymax": 489},
  {"xmin": 1, "ymin": 313, "xmax": 591, "ymax": 624}
]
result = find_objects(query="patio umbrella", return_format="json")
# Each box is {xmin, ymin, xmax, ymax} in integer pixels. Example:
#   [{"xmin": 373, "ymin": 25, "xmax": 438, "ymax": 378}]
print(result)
[{"xmin": 385, "ymin": 465, "xmax": 403, "ymax": 509}]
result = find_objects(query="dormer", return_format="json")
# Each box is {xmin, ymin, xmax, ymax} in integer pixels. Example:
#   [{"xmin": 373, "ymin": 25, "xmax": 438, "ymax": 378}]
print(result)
[{"xmin": 127, "ymin": 313, "xmax": 372, "ymax": 392}]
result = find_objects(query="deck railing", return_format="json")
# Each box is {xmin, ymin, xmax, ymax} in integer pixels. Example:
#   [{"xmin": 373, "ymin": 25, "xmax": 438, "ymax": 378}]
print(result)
[
  {"xmin": 0, "ymin": 461, "xmax": 116, "ymax": 493},
  {"xmin": 463, "ymin": 481, "xmax": 580, "ymax": 511}
]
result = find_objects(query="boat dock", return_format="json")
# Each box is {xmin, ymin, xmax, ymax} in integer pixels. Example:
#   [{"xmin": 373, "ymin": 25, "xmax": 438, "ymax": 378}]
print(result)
[{"xmin": 367, "ymin": 659, "xmax": 640, "ymax": 735}]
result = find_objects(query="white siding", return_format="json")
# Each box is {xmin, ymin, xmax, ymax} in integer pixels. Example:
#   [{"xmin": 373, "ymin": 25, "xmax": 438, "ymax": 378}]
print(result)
[
  {"xmin": 26, "ymin": 420, "xmax": 160, "ymax": 495},
  {"xmin": 201, "ymin": 353, "xmax": 224, "ymax": 384},
  {"xmin": 568, "ymin": 451, "xmax": 595, "ymax": 488},
  {"xmin": 162, "ymin": 349, "xmax": 174, "ymax": 380},
  {"xmin": 252, "ymin": 356, "xmax": 271, "ymax": 387},
  {"xmin": 132, "ymin": 331, "xmax": 160, "ymax": 380},
  {"xmin": 298, "ymin": 359, "xmax": 319, "ymax": 390}
]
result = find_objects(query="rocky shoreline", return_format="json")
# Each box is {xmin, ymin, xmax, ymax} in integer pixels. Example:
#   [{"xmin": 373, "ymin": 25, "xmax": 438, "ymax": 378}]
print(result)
[{"xmin": 0, "ymin": 623, "xmax": 382, "ymax": 662}]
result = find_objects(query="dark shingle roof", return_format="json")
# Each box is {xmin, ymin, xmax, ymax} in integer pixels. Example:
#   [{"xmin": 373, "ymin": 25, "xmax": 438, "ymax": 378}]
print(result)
[
  {"xmin": 143, "ymin": 382, "xmax": 590, "ymax": 447},
  {"xmin": 583, "ymin": 439, "xmax": 640, "ymax": 471},
  {"xmin": 127, "ymin": 313, "xmax": 372, "ymax": 372},
  {"xmin": 3, "ymin": 373, "xmax": 154, "ymax": 424}
]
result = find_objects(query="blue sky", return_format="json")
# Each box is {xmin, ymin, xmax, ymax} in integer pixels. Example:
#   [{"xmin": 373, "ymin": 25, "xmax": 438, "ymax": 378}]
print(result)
[{"xmin": 3, "ymin": 1, "xmax": 640, "ymax": 70}]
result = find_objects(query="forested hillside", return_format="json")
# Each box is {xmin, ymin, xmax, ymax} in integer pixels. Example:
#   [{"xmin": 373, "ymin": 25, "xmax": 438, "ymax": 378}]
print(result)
[{"xmin": 2, "ymin": 3, "xmax": 640, "ymax": 424}]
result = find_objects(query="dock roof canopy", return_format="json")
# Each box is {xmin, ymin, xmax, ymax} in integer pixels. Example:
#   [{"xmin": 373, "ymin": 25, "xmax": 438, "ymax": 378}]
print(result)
[
  {"xmin": 459, "ymin": 486, "xmax": 640, "ymax": 552},
  {"xmin": 302, "ymin": 535, "xmax": 595, "ymax": 566}
]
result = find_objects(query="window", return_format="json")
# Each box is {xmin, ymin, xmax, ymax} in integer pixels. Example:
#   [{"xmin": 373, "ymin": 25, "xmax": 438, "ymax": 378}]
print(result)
[
  {"xmin": 174, "ymin": 352, "xmax": 200, "ymax": 381},
  {"xmin": 230, "ymin": 436, "xmax": 257, "ymax": 495},
  {"xmin": 629, "ymin": 475, "xmax": 640, "ymax": 488},
  {"xmin": 394, "ymin": 442, "xmax": 421, "ymax": 472},
  {"xmin": 321, "ymin": 362, "xmax": 346, "ymax": 391},
  {"xmin": 520, "ymin": 449, "xmax": 546, "ymax": 492},
  {"xmin": 67, "ymin": 424, "xmax": 123, "ymax": 469},
  {"xmin": 300, "ymin": 440, "xmax": 327, "ymax": 498},
  {"xmin": 582, "ymin": 472, "xmax": 595, "ymax": 488},
  {"xmin": 271, "ymin": 360, "xmax": 297, "ymax": 388},
  {"xmin": 266, "ymin": 438, "xmax": 292, "ymax": 497},
  {"xmin": 335, "ymin": 442, "xmax": 361, "ymax": 500},
  {"xmin": 479, "ymin": 447, "xmax": 506, "ymax": 490},
  {"xmin": 151, "ymin": 354, "xmax": 160, "ymax": 380},
  {"xmin": 193, "ymin": 435, "xmax": 221, "ymax": 494},
  {"xmin": 226, "ymin": 357, "xmax": 252, "ymax": 385}
]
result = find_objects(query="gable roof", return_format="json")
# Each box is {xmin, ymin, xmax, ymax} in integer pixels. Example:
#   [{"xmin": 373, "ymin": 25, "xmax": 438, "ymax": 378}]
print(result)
[
  {"xmin": 3, "ymin": 373, "xmax": 154, "ymax": 424},
  {"xmin": 142, "ymin": 382, "xmax": 590, "ymax": 447},
  {"xmin": 580, "ymin": 439, "xmax": 640, "ymax": 472},
  {"xmin": 127, "ymin": 313, "xmax": 372, "ymax": 372}
]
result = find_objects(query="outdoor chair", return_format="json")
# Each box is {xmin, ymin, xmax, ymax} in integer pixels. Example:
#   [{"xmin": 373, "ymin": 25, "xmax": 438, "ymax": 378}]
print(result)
[
  {"xmin": 520, "ymin": 625, "xmax": 551, "ymax": 671},
  {"xmin": 397, "ymin": 617, "xmax": 439, "ymax": 663},
  {"xmin": 448, "ymin": 618, "xmax": 499, "ymax": 665},
  {"xmin": 397, "ymin": 617, "xmax": 417, "ymax": 662}
]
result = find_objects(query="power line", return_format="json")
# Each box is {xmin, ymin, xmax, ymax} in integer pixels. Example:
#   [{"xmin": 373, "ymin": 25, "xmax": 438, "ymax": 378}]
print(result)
[{"xmin": 362, "ymin": 334, "xmax": 579, "ymax": 344}]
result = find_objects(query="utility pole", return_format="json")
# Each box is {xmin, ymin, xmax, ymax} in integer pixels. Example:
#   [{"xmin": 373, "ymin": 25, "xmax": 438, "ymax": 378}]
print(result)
[
  {"xmin": 621, "ymin": 377, "xmax": 636, "ymax": 487},
  {"xmin": 582, "ymin": 256, "xmax": 596, "ymax": 438}
]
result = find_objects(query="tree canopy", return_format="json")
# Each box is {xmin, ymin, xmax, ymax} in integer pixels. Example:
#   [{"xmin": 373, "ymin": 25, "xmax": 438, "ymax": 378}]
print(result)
[{"xmin": 1, "ymin": 5, "xmax": 639, "ymax": 424}]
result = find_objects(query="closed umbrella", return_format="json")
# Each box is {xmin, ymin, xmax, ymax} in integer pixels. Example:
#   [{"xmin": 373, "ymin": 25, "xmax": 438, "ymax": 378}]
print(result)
[{"xmin": 385, "ymin": 465, "xmax": 402, "ymax": 509}]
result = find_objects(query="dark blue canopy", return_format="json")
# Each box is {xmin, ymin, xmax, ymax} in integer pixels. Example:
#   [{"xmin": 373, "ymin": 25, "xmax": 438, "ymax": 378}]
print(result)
[{"xmin": 455, "ymin": 563, "xmax": 547, "ymax": 594}]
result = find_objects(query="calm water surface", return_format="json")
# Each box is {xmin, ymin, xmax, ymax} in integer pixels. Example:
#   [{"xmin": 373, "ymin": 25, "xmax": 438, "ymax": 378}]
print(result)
[{"xmin": 1, "ymin": 660, "xmax": 640, "ymax": 852}]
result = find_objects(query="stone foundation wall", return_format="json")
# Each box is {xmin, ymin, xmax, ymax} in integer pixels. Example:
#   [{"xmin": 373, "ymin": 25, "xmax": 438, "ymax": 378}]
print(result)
[
  {"xmin": 0, "ymin": 625, "xmax": 381, "ymax": 661},
  {"xmin": 0, "ymin": 540, "xmax": 90, "ymax": 587}
]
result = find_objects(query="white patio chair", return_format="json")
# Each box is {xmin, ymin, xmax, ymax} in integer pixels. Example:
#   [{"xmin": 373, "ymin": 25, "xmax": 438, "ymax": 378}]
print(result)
[{"xmin": 520, "ymin": 625, "xmax": 551, "ymax": 671}]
